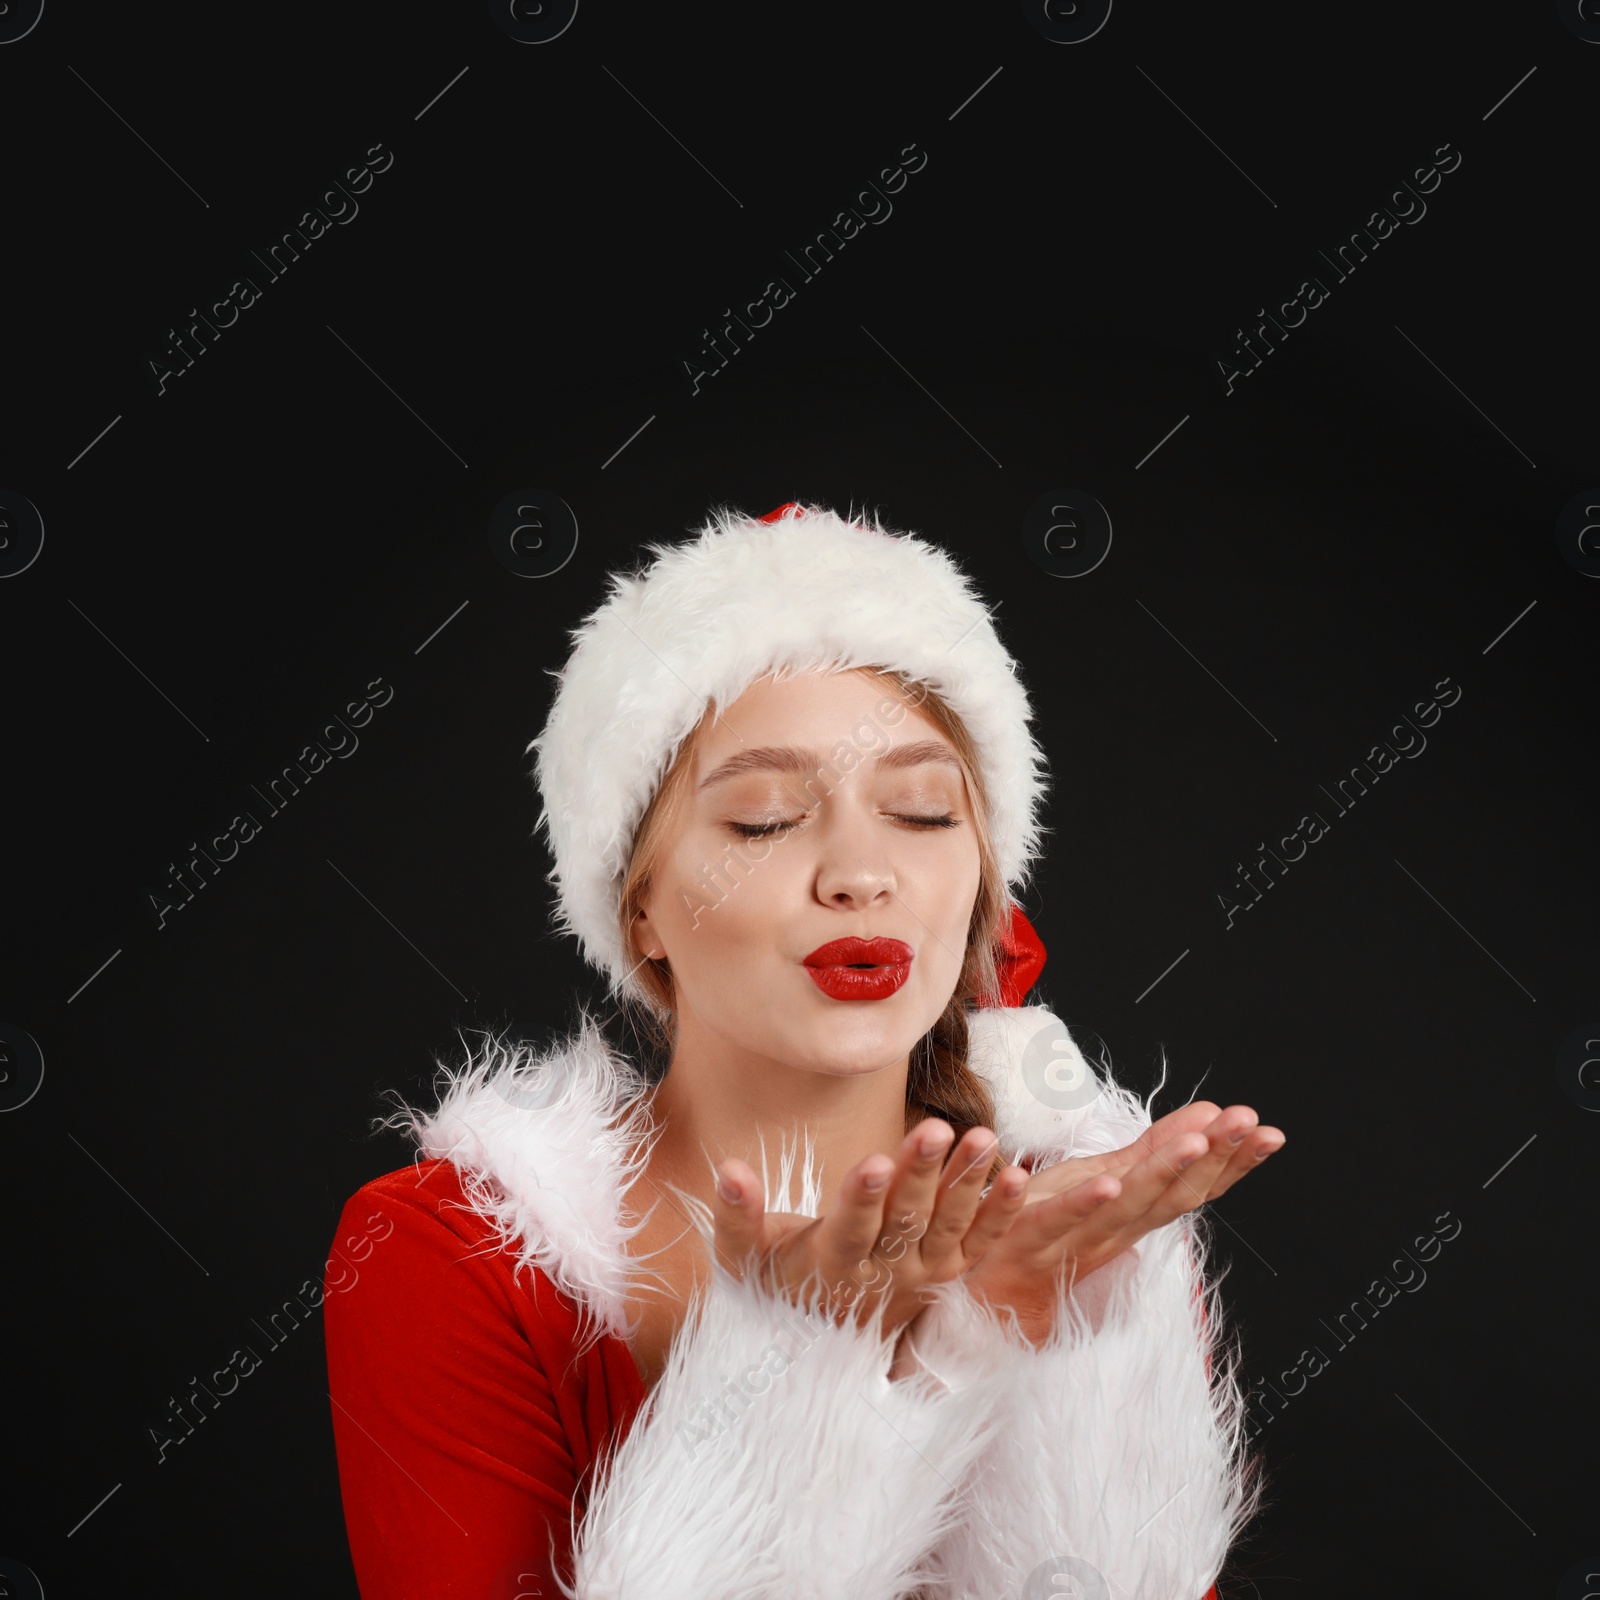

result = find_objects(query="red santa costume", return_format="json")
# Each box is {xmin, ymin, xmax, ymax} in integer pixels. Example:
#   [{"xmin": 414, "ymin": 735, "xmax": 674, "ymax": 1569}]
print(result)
[{"xmin": 324, "ymin": 503, "xmax": 1261, "ymax": 1599}]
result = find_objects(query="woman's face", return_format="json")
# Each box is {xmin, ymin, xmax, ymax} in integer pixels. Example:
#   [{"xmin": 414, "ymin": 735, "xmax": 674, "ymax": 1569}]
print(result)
[{"xmin": 632, "ymin": 668, "xmax": 983, "ymax": 1079}]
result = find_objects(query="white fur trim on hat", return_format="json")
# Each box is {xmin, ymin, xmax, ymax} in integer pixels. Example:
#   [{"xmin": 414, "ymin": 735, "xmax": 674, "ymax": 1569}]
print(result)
[{"xmin": 528, "ymin": 502, "xmax": 1050, "ymax": 1005}]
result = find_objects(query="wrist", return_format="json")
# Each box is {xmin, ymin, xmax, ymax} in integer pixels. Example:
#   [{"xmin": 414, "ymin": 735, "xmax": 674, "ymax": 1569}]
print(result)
[{"xmin": 964, "ymin": 1268, "xmax": 1059, "ymax": 1347}]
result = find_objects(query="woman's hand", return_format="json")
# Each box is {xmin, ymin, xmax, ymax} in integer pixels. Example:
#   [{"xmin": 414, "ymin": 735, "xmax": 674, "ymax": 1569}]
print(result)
[
  {"xmin": 710, "ymin": 1118, "xmax": 1031, "ymax": 1337},
  {"xmin": 1021, "ymin": 1099, "xmax": 1281, "ymax": 1211},
  {"xmin": 936, "ymin": 1103, "xmax": 1285, "ymax": 1347}
]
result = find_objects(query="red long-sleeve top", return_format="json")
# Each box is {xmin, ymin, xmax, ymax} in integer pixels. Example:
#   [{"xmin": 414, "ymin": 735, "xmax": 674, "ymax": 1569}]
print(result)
[{"xmin": 325, "ymin": 1157, "xmax": 646, "ymax": 1598}]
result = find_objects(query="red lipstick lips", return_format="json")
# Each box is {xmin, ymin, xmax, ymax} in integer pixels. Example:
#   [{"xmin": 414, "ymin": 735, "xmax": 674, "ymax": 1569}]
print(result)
[{"xmin": 801, "ymin": 936, "xmax": 914, "ymax": 1002}]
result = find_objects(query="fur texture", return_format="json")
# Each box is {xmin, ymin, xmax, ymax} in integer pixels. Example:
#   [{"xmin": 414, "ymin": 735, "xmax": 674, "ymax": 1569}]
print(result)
[
  {"xmin": 389, "ymin": 1003, "xmax": 1259, "ymax": 1598},
  {"xmin": 967, "ymin": 1003, "xmax": 1134, "ymax": 1168},
  {"xmin": 563, "ymin": 1260, "xmax": 1013, "ymax": 1600},
  {"xmin": 906, "ymin": 1099, "xmax": 1264, "ymax": 1598},
  {"xmin": 527, "ymin": 502, "xmax": 1051, "ymax": 1011},
  {"xmin": 380, "ymin": 1015, "xmax": 661, "ymax": 1355}
]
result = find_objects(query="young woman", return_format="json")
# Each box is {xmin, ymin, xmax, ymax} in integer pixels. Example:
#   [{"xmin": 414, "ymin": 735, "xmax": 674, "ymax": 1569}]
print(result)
[{"xmin": 324, "ymin": 501, "xmax": 1280, "ymax": 1599}]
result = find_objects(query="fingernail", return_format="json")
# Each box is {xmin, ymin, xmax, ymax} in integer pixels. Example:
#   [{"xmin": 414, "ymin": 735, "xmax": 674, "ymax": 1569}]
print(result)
[
  {"xmin": 1001, "ymin": 1175, "xmax": 1026, "ymax": 1197},
  {"xmin": 1228, "ymin": 1129, "xmax": 1247, "ymax": 1145},
  {"xmin": 1177, "ymin": 1155, "xmax": 1198, "ymax": 1170},
  {"xmin": 1254, "ymin": 1145, "xmax": 1278, "ymax": 1162},
  {"xmin": 919, "ymin": 1130, "xmax": 950, "ymax": 1157},
  {"xmin": 717, "ymin": 1174, "xmax": 741, "ymax": 1202},
  {"xmin": 862, "ymin": 1166, "xmax": 890, "ymax": 1191}
]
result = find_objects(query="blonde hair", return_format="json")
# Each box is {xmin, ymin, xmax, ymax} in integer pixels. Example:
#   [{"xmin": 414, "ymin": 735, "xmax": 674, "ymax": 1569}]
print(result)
[{"xmin": 615, "ymin": 667, "xmax": 1010, "ymax": 1178}]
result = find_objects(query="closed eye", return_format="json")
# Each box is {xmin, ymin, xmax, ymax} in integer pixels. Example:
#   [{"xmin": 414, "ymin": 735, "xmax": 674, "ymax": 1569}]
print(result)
[{"xmin": 727, "ymin": 813, "xmax": 961, "ymax": 839}]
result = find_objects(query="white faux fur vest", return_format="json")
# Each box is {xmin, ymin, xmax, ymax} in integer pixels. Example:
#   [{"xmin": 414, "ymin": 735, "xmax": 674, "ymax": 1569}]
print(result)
[
  {"xmin": 388, "ymin": 1004, "xmax": 1259, "ymax": 1600},
  {"xmin": 396, "ymin": 1004, "xmax": 1148, "ymax": 1341}
]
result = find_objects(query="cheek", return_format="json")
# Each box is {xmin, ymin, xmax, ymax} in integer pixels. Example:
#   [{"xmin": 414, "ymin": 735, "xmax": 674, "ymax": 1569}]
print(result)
[
  {"xmin": 926, "ymin": 853, "xmax": 983, "ymax": 964},
  {"xmin": 924, "ymin": 837, "xmax": 982, "ymax": 917},
  {"xmin": 659, "ymin": 831, "xmax": 791, "ymax": 951}
]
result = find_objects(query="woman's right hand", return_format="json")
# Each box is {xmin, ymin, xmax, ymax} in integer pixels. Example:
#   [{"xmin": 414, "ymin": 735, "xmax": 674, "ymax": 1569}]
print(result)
[{"xmin": 709, "ymin": 1119, "xmax": 1030, "ymax": 1338}]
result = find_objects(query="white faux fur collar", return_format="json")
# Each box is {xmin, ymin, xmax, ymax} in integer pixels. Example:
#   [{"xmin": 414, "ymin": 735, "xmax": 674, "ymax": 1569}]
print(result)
[{"xmin": 386, "ymin": 1004, "xmax": 1155, "ymax": 1348}]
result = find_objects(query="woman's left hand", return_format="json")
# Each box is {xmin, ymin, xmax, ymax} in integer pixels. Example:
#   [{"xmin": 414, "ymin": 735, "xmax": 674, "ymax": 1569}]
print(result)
[
  {"xmin": 1022, "ymin": 1099, "xmax": 1281, "ymax": 1212},
  {"xmin": 915, "ymin": 1102, "xmax": 1284, "ymax": 1350}
]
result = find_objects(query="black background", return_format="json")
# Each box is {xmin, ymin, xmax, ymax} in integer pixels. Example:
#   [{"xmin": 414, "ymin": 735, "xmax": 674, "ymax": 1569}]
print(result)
[{"xmin": 3, "ymin": 1, "xmax": 1596, "ymax": 1594}]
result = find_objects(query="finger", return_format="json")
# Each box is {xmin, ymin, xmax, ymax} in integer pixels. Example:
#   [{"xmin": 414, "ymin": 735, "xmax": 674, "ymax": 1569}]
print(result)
[
  {"xmin": 1191, "ymin": 1110, "xmax": 1264, "ymax": 1196},
  {"xmin": 873, "ymin": 1118, "xmax": 957, "ymax": 1258},
  {"xmin": 1083, "ymin": 1101, "xmax": 1222, "ymax": 1184},
  {"xmin": 1143, "ymin": 1101, "xmax": 1223, "ymax": 1153},
  {"xmin": 1076, "ymin": 1134, "xmax": 1212, "ymax": 1239},
  {"xmin": 1001, "ymin": 1173, "xmax": 1121, "ymax": 1259},
  {"xmin": 711, "ymin": 1158, "xmax": 767, "ymax": 1274},
  {"xmin": 817, "ymin": 1152, "xmax": 897, "ymax": 1278},
  {"xmin": 1116, "ymin": 1101, "xmax": 1222, "ymax": 1169},
  {"xmin": 954, "ymin": 1163, "xmax": 1032, "ymax": 1265},
  {"xmin": 913, "ymin": 1127, "xmax": 999, "ymax": 1260},
  {"xmin": 1167, "ymin": 1107, "xmax": 1261, "ymax": 1205},
  {"xmin": 1205, "ymin": 1126, "xmax": 1286, "ymax": 1199},
  {"xmin": 1133, "ymin": 1117, "xmax": 1262, "ymax": 1231}
]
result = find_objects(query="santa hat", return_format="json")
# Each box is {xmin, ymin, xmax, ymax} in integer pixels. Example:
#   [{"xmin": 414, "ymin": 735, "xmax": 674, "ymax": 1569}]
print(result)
[{"xmin": 528, "ymin": 501, "xmax": 1052, "ymax": 1015}]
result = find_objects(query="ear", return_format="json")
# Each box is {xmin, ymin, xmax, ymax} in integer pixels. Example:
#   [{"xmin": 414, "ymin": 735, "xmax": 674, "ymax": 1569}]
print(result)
[{"xmin": 630, "ymin": 906, "xmax": 666, "ymax": 963}]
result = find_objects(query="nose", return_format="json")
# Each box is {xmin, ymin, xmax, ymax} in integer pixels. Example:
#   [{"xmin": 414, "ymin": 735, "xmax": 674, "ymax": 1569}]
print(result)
[{"xmin": 811, "ymin": 800, "xmax": 897, "ymax": 910}]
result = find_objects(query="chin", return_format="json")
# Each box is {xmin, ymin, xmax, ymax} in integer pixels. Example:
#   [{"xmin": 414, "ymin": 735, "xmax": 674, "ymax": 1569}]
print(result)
[{"xmin": 786, "ymin": 1010, "xmax": 930, "ymax": 1077}]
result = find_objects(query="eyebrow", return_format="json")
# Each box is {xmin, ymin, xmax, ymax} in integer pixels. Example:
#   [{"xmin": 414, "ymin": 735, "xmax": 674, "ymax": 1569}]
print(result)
[{"xmin": 696, "ymin": 739, "xmax": 961, "ymax": 793}]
